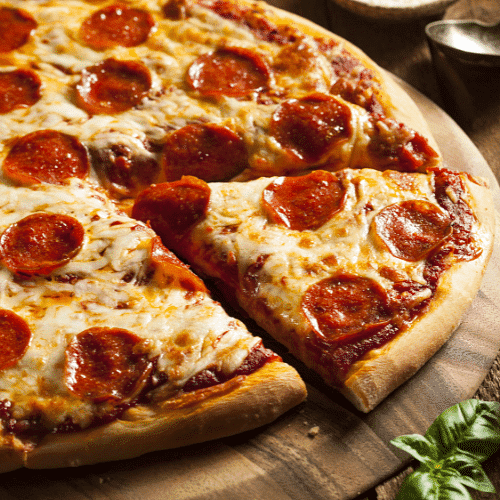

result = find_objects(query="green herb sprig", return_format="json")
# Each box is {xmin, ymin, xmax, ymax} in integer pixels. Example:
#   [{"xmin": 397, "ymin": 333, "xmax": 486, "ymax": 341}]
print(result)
[{"xmin": 391, "ymin": 399, "xmax": 500, "ymax": 499}]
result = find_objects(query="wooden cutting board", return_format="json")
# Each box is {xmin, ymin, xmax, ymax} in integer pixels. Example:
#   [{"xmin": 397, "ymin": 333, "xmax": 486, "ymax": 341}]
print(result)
[{"xmin": 1, "ymin": 82, "xmax": 499, "ymax": 500}]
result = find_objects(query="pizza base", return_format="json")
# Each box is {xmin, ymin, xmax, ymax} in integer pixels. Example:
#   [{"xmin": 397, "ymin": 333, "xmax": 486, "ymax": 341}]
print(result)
[
  {"xmin": 0, "ymin": 360, "xmax": 305, "ymax": 472},
  {"xmin": 342, "ymin": 178, "xmax": 496, "ymax": 412}
]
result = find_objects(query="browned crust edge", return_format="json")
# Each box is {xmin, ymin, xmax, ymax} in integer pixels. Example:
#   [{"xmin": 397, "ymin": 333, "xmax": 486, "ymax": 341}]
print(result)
[
  {"xmin": 0, "ymin": 360, "xmax": 306, "ymax": 472},
  {"xmin": 342, "ymin": 179, "xmax": 496, "ymax": 412}
]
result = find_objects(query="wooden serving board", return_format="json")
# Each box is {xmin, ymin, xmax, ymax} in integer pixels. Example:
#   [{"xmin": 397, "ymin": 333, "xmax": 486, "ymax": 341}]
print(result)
[{"xmin": 1, "ymin": 83, "xmax": 499, "ymax": 500}]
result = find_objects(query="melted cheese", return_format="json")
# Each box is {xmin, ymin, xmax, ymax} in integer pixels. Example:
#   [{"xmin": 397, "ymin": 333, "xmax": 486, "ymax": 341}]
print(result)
[
  {"xmin": 0, "ymin": 180, "xmax": 259, "ymax": 428},
  {"xmin": 186, "ymin": 169, "xmax": 465, "ymax": 336},
  {"xmin": 0, "ymin": 0, "xmax": 380, "ymax": 184}
]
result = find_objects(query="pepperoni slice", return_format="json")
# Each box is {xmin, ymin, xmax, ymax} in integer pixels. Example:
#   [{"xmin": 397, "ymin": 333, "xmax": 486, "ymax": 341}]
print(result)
[
  {"xmin": 3, "ymin": 130, "xmax": 89, "ymax": 186},
  {"xmin": 269, "ymin": 94, "xmax": 352, "ymax": 165},
  {"xmin": 150, "ymin": 236, "xmax": 207, "ymax": 292},
  {"xmin": 187, "ymin": 47, "xmax": 270, "ymax": 98},
  {"xmin": 302, "ymin": 274, "xmax": 392, "ymax": 343},
  {"xmin": 374, "ymin": 200, "xmax": 452, "ymax": 262},
  {"xmin": 262, "ymin": 170, "xmax": 346, "ymax": 231},
  {"xmin": 399, "ymin": 132, "xmax": 440, "ymax": 172},
  {"xmin": 132, "ymin": 176, "xmax": 210, "ymax": 245},
  {"xmin": 65, "ymin": 327, "xmax": 151, "ymax": 402},
  {"xmin": 0, "ymin": 213, "xmax": 85, "ymax": 276},
  {"xmin": 0, "ymin": 310, "xmax": 31, "ymax": 371},
  {"xmin": 162, "ymin": 123, "xmax": 248, "ymax": 182},
  {"xmin": 0, "ymin": 69, "xmax": 41, "ymax": 114},
  {"xmin": 0, "ymin": 7, "xmax": 37, "ymax": 53},
  {"xmin": 431, "ymin": 167, "xmax": 480, "ymax": 261},
  {"xmin": 79, "ymin": 3, "xmax": 155, "ymax": 51},
  {"xmin": 76, "ymin": 58, "xmax": 152, "ymax": 115}
]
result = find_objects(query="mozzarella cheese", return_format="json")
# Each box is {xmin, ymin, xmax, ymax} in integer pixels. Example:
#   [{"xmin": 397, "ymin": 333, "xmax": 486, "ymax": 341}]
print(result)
[
  {"xmin": 0, "ymin": 180, "xmax": 259, "ymax": 429},
  {"xmin": 0, "ymin": 0, "xmax": 383, "ymax": 185},
  {"xmin": 185, "ymin": 169, "xmax": 485, "ymax": 338}
]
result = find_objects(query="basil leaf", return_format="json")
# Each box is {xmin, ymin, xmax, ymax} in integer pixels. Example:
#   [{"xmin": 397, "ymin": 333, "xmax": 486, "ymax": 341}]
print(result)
[
  {"xmin": 392, "ymin": 400, "xmax": 500, "ymax": 499},
  {"xmin": 425, "ymin": 399, "xmax": 500, "ymax": 462},
  {"xmin": 395, "ymin": 470, "xmax": 436, "ymax": 500},
  {"xmin": 442, "ymin": 453, "xmax": 496, "ymax": 493},
  {"xmin": 390, "ymin": 434, "xmax": 438, "ymax": 465},
  {"xmin": 395, "ymin": 469, "xmax": 471, "ymax": 500}
]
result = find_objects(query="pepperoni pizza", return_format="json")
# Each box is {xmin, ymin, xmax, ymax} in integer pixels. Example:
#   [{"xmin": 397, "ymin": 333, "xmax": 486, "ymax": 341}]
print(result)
[{"xmin": 0, "ymin": 0, "xmax": 495, "ymax": 470}]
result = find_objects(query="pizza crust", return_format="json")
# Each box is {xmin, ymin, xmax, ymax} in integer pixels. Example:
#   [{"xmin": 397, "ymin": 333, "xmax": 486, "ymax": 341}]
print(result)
[
  {"xmin": 342, "ymin": 178, "xmax": 496, "ymax": 412},
  {"xmin": 2, "ymin": 361, "xmax": 306, "ymax": 471}
]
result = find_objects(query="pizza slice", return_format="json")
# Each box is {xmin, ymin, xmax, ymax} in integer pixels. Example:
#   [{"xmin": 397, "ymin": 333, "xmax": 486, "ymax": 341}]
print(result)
[
  {"xmin": 0, "ymin": 179, "xmax": 306, "ymax": 472},
  {"xmin": 132, "ymin": 168, "xmax": 495, "ymax": 412}
]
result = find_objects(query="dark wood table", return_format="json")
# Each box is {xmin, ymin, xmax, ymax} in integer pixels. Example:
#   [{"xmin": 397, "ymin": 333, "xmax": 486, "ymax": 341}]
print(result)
[{"xmin": 266, "ymin": 0, "xmax": 500, "ymax": 498}]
